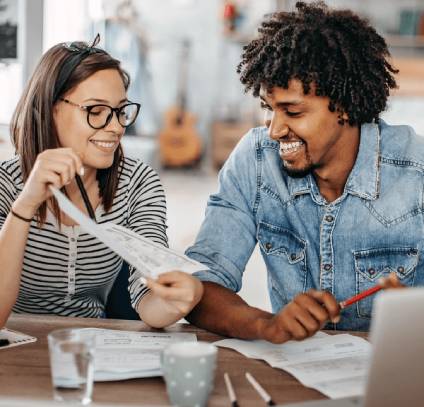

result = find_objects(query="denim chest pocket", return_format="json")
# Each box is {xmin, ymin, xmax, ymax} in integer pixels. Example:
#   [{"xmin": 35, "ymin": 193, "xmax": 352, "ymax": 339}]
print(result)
[
  {"xmin": 354, "ymin": 247, "xmax": 418, "ymax": 318},
  {"xmin": 257, "ymin": 222, "xmax": 307, "ymax": 304}
]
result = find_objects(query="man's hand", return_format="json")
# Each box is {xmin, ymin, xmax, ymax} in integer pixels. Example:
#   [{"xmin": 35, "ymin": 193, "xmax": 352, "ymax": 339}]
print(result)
[
  {"xmin": 259, "ymin": 289, "xmax": 341, "ymax": 344},
  {"xmin": 379, "ymin": 272, "xmax": 405, "ymax": 290}
]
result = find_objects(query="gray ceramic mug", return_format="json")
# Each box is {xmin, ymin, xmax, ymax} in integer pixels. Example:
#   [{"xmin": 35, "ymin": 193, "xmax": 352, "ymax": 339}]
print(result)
[{"xmin": 161, "ymin": 341, "xmax": 218, "ymax": 407}]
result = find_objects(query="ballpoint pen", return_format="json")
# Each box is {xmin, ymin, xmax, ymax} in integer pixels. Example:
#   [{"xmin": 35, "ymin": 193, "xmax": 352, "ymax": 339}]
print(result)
[
  {"xmin": 224, "ymin": 372, "xmax": 239, "ymax": 407},
  {"xmin": 246, "ymin": 372, "xmax": 276, "ymax": 406}
]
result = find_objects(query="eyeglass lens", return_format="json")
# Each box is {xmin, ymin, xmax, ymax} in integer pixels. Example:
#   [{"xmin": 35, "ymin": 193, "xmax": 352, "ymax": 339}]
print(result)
[{"xmin": 88, "ymin": 104, "xmax": 139, "ymax": 129}]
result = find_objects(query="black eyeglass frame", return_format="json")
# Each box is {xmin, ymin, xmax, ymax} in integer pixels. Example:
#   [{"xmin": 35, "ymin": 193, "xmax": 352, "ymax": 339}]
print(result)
[{"xmin": 59, "ymin": 97, "xmax": 141, "ymax": 129}]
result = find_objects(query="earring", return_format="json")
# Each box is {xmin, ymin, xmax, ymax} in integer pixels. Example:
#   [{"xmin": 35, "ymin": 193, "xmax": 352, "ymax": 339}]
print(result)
[{"xmin": 338, "ymin": 112, "xmax": 348, "ymax": 126}]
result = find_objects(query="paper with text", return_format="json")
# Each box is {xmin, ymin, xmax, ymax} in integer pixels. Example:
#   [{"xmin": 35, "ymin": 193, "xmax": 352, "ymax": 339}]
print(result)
[
  {"xmin": 74, "ymin": 328, "xmax": 197, "ymax": 381},
  {"xmin": 214, "ymin": 333, "xmax": 371, "ymax": 399},
  {"xmin": 50, "ymin": 187, "xmax": 207, "ymax": 279}
]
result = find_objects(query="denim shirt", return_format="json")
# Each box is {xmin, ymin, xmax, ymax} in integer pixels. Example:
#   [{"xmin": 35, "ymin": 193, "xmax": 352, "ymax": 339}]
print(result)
[{"xmin": 186, "ymin": 120, "xmax": 424, "ymax": 331}]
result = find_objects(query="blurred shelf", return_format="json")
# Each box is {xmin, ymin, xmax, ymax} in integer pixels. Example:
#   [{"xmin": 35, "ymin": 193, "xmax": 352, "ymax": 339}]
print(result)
[
  {"xmin": 391, "ymin": 56, "xmax": 424, "ymax": 96},
  {"xmin": 386, "ymin": 34, "xmax": 424, "ymax": 48}
]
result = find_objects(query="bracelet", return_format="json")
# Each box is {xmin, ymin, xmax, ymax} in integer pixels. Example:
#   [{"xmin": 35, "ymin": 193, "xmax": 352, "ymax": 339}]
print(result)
[{"xmin": 10, "ymin": 208, "xmax": 33, "ymax": 223}]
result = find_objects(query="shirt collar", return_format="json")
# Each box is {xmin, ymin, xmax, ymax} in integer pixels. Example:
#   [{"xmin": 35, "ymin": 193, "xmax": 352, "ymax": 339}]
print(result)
[
  {"xmin": 344, "ymin": 122, "xmax": 380, "ymax": 200},
  {"xmin": 286, "ymin": 122, "xmax": 380, "ymax": 201},
  {"xmin": 286, "ymin": 172, "xmax": 312, "ymax": 197}
]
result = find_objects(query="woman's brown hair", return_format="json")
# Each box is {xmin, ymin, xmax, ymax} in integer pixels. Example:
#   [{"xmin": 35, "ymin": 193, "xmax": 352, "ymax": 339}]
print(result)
[{"xmin": 10, "ymin": 40, "xmax": 130, "ymax": 225}]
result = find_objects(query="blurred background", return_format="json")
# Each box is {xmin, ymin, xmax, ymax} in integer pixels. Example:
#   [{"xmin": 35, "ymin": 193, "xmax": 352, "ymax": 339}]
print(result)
[{"xmin": 0, "ymin": 0, "xmax": 423, "ymax": 312}]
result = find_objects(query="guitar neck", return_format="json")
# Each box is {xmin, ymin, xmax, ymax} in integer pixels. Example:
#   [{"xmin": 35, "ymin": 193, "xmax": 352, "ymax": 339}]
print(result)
[{"xmin": 175, "ymin": 40, "xmax": 190, "ymax": 122}]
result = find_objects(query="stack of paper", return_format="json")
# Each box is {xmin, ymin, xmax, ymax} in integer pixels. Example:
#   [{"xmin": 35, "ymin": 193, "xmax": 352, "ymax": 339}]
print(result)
[
  {"xmin": 83, "ymin": 328, "xmax": 196, "ymax": 381},
  {"xmin": 214, "ymin": 332, "xmax": 371, "ymax": 399}
]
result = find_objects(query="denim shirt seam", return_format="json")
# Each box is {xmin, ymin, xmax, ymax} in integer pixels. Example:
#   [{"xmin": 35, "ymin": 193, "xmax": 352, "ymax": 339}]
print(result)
[
  {"xmin": 346, "ymin": 122, "xmax": 381, "ymax": 201},
  {"xmin": 260, "ymin": 183, "xmax": 305, "ymax": 209},
  {"xmin": 253, "ymin": 130, "xmax": 262, "ymax": 216},
  {"xmin": 380, "ymin": 156, "xmax": 424, "ymax": 171},
  {"xmin": 362, "ymin": 197, "xmax": 424, "ymax": 227}
]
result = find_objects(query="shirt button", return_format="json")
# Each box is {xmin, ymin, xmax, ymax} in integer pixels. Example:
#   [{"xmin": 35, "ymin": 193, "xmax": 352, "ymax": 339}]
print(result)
[
  {"xmin": 397, "ymin": 266, "xmax": 405, "ymax": 274},
  {"xmin": 323, "ymin": 264, "xmax": 332, "ymax": 271},
  {"xmin": 325, "ymin": 215, "xmax": 334, "ymax": 222},
  {"xmin": 368, "ymin": 268, "xmax": 375, "ymax": 275},
  {"xmin": 265, "ymin": 243, "xmax": 272, "ymax": 250},
  {"xmin": 70, "ymin": 238, "xmax": 76, "ymax": 242},
  {"xmin": 290, "ymin": 253, "xmax": 297, "ymax": 261}
]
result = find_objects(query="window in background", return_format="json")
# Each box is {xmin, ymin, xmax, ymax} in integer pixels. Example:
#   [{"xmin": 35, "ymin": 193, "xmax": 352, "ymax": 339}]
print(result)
[{"xmin": 0, "ymin": 0, "xmax": 19, "ymax": 126}]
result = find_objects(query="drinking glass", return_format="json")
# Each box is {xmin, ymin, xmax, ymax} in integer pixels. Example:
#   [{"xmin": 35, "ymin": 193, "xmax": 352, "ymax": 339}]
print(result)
[{"xmin": 47, "ymin": 329, "xmax": 95, "ymax": 405}]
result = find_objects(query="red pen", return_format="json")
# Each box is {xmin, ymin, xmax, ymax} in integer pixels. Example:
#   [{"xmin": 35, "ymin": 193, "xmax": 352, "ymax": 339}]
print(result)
[{"xmin": 339, "ymin": 283, "xmax": 383, "ymax": 309}]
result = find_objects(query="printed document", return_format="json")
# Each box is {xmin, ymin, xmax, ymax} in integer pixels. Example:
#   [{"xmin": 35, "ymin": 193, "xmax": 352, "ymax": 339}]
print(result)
[
  {"xmin": 50, "ymin": 187, "xmax": 206, "ymax": 279},
  {"xmin": 83, "ymin": 328, "xmax": 196, "ymax": 381},
  {"xmin": 0, "ymin": 328, "xmax": 37, "ymax": 349},
  {"xmin": 214, "ymin": 333, "xmax": 371, "ymax": 399}
]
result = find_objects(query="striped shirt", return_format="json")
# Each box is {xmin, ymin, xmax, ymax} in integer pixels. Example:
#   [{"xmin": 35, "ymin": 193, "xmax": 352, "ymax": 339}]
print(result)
[{"xmin": 0, "ymin": 155, "xmax": 168, "ymax": 318}]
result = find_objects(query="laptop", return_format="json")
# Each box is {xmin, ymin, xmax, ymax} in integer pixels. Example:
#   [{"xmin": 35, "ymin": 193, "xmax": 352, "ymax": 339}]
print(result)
[{"xmin": 280, "ymin": 288, "xmax": 424, "ymax": 407}]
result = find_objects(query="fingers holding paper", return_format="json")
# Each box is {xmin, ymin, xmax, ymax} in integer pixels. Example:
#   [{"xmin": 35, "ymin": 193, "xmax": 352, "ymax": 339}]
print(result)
[
  {"xmin": 145, "ymin": 271, "xmax": 204, "ymax": 316},
  {"xmin": 261, "ymin": 289, "xmax": 340, "ymax": 344}
]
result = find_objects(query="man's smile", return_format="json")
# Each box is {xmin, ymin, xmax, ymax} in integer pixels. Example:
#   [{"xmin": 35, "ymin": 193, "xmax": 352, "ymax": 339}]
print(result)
[{"xmin": 279, "ymin": 140, "xmax": 305, "ymax": 160}]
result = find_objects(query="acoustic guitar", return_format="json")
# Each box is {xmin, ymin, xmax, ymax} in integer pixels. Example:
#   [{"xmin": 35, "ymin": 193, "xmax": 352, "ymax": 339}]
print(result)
[{"xmin": 158, "ymin": 40, "xmax": 202, "ymax": 167}]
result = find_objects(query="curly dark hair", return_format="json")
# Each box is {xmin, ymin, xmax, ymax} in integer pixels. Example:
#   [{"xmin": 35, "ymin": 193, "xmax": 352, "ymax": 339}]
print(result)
[{"xmin": 237, "ymin": 1, "xmax": 398, "ymax": 125}]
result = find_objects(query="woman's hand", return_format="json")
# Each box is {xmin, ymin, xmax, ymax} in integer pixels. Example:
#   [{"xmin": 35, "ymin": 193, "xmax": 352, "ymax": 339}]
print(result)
[
  {"xmin": 13, "ymin": 148, "xmax": 84, "ymax": 218},
  {"xmin": 146, "ymin": 271, "xmax": 204, "ymax": 317}
]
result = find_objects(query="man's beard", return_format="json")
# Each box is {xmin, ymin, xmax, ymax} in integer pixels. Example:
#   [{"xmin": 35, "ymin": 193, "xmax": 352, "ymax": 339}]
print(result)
[
  {"xmin": 282, "ymin": 163, "xmax": 314, "ymax": 178},
  {"xmin": 281, "ymin": 151, "xmax": 321, "ymax": 178}
]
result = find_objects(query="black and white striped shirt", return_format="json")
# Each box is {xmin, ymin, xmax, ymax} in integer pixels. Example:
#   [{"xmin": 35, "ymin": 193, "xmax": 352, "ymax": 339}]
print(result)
[{"xmin": 0, "ymin": 155, "xmax": 168, "ymax": 317}]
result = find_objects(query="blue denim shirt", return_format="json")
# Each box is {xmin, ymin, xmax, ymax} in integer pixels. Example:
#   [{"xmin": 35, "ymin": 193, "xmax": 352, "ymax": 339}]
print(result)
[{"xmin": 186, "ymin": 120, "xmax": 424, "ymax": 331}]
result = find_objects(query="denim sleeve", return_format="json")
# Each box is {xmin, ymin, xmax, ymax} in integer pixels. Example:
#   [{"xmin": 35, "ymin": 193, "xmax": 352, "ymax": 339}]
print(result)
[{"xmin": 185, "ymin": 129, "xmax": 260, "ymax": 293}]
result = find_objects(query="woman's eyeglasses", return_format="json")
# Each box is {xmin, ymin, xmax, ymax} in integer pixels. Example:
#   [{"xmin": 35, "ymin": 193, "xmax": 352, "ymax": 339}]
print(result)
[{"xmin": 59, "ymin": 98, "xmax": 141, "ymax": 129}]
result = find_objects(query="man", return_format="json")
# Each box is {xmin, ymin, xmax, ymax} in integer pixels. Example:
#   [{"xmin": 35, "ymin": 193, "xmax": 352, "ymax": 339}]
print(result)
[{"xmin": 185, "ymin": 1, "xmax": 420, "ymax": 343}]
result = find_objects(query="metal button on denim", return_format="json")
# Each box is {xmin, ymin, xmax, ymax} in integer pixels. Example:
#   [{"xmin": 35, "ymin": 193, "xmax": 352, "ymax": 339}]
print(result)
[
  {"xmin": 323, "ymin": 264, "xmax": 332, "ymax": 271},
  {"xmin": 397, "ymin": 266, "xmax": 405, "ymax": 274},
  {"xmin": 325, "ymin": 215, "xmax": 334, "ymax": 222},
  {"xmin": 265, "ymin": 243, "xmax": 272, "ymax": 250}
]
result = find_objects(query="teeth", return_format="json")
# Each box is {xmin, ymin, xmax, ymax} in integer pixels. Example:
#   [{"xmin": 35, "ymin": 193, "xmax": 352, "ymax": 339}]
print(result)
[
  {"xmin": 91, "ymin": 141, "xmax": 115, "ymax": 148},
  {"xmin": 280, "ymin": 141, "xmax": 304, "ymax": 152}
]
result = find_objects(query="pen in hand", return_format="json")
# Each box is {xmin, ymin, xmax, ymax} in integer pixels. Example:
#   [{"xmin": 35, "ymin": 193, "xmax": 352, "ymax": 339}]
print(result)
[{"xmin": 339, "ymin": 283, "xmax": 383, "ymax": 310}]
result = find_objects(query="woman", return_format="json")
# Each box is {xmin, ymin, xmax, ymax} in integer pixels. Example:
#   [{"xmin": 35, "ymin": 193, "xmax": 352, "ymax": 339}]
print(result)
[{"xmin": 0, "ymin": 36, "xmax": 203, "ymax": 328}]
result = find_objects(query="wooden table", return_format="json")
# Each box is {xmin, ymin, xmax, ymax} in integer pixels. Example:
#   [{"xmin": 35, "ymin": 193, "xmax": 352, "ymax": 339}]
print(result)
[{"xmin": 0, "ymin": 314, "xmax": 362, "ymax": 406}]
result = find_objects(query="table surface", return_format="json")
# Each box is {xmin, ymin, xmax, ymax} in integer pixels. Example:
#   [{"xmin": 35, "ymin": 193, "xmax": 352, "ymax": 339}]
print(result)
[{"xmin": 0, "ymin": 314, "xmax": 366, "ymax": 406}]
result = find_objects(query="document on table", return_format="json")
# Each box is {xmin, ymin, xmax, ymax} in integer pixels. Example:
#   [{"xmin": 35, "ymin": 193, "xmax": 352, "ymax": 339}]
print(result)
[
  {"xmin": 0, "ymin": 398, "xmax": 126, "ymax": 406},
  {"xmin": 50, "ymin": 187, "xmax": 207, "ymax": 279},
  {"xmin": 81, "ymin": 328, "xmax": 197, "ymax": 381},
  {"xmin": 0, "ymin": 328, "xmax": 37, "ymax": 349},
  {"xmin": 214, "ymin": 332, "xmax": 371, "ymax": 399}
]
